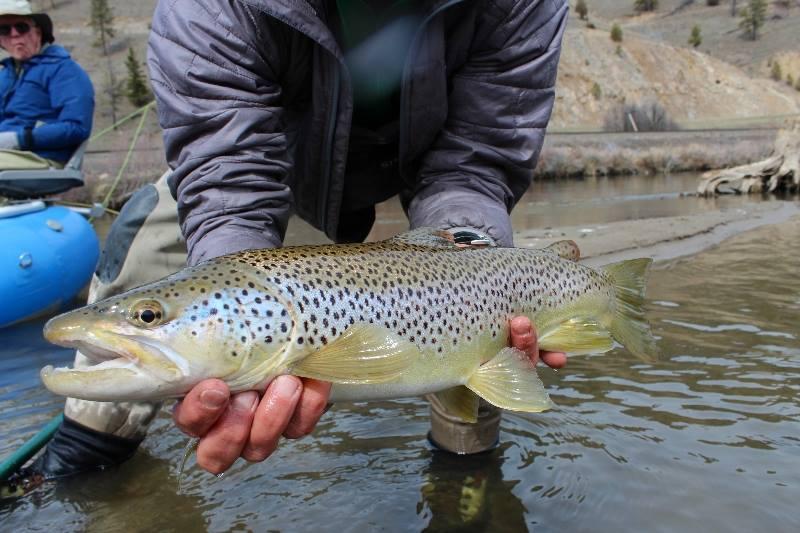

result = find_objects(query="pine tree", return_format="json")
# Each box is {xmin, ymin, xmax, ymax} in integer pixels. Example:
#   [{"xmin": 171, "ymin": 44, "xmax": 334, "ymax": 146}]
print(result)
[
  {"xmin": 610, "ymin": 23, "xmax": 623, "ymax": 42},
  {"xmin": 89, "ymin": 0, "xmax": 119, "ymax": 125},
  {"xmin": 634, "ymin": 0, "xmax": 658, "ymax": 12},
  {"xmin": 787, "ymin": 74, "xmax": 794, "ymax": 87},
  {"xmin": 125, "ymin": 48, "xmax": 152, "ymax": 107},
  {"xmin": 575, "ymin": 0, "xmax": 588, "ymax": 20},
  {"xmin": 89, "ymin": 0, "xmax": 115, "ymax": 54},
  {"xmin": 688, "ymin": 25, "xmax": 702, "ymax": 47},
  {"xmin": 739, "ymin": 0, "xmax": 766, "ymax": 41},
  {"xmin": 103, "ymin": 69, "xmax": 123, "ymax": 127},
  {"xmin": 770, "ymin": 61, "xmax": 782, "ymax": 81}
]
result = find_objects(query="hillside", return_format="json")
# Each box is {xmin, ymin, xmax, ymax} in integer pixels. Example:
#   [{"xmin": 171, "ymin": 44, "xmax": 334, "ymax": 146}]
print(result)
[{"xmin": 552, "ymin": 23, "xmax": 800, "ymax": 128}]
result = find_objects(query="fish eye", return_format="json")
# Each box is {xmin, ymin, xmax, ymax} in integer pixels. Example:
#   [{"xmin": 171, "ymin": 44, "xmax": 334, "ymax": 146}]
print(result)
[{"xmin": 129, "ymin": 300, "xmax": 165, "ymax": 328}]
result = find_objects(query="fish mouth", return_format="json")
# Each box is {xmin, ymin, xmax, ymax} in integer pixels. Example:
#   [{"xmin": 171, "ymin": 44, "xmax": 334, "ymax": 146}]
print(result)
[{"xmin": 41, "ymin": 319, "xmax": 186, "ymax": 401}]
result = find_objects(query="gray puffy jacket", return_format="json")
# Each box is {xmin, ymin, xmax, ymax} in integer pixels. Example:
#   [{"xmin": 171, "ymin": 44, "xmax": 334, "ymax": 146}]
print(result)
[{"xmin": 148, "ymin": 0, "xmax": 567, "ymax": 265}]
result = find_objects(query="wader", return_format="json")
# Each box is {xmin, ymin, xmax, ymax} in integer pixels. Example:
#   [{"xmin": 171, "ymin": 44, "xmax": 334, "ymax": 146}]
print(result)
[{"xmin": 39, "ymin": 174, "xmax": 500, "ymax": 476}]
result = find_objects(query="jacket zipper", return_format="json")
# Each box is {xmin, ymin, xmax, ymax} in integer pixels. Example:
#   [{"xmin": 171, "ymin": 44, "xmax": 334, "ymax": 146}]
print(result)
[
  {"xmin": 1, "ymin": 65, "xmax": 24, "ymax": 113},
  {"xmin": 239, "ymin": 0, "xmax": 344, "ymax": 234},
  {"xmin": 399, "ymin": 0, "xmax": 466, "ymax": 176},
  {"xmin": 319, "ymin": 61, "xmax": 341, "ymax": 230}
]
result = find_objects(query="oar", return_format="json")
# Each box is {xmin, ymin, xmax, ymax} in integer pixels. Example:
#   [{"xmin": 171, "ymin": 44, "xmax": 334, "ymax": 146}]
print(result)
[{"xmin": 0, "ymin": 414, "xmax": 63, "ymax": 481}]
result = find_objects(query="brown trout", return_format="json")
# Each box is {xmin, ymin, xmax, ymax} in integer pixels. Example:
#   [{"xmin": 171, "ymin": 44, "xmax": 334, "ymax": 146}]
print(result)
[{"xmin": 41, "ymin": 229, "xmax": 656, "ymax": 418}]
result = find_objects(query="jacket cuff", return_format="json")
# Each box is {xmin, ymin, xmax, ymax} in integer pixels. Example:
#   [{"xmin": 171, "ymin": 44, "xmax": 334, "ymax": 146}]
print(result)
[
  {"xmin": 407, "ymin": 189, "xmax": 514, "ymax": 247},
  {"xmin": 187, "ymin": 224, "xmax": 282, "ymax": 266},
  {"xmin": 17, "ymin": 127, "xmax": 32, "ymax": 150}
]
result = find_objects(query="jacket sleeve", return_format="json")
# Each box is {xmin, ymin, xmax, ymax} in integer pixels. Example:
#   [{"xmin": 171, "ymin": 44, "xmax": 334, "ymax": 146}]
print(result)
[
  {"xmin": 20, "ymin": 60, "xmax": 94, "ymax": 151},
  {"xmin": 407, "ymin": 0, "xmax": 568, "ymax": 247},
  {"xmin": 148, "ymin": 0, "xmax": 293, "ymax": 266}
]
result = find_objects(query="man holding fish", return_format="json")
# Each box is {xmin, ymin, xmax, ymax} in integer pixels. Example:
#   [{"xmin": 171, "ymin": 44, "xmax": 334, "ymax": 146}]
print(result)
[{"xmin": 25, "ymin": 0, "xmax": 573, "ymax": 479}]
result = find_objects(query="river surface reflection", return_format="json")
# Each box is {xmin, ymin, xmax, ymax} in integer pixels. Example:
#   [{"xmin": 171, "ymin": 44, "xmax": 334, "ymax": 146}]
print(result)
[{"xmin": 1, "ymin": 175, "xmax": 798, "ymax": 531}]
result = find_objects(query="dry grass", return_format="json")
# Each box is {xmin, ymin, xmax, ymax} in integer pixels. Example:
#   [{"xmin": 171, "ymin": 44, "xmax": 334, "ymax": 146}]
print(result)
[{"xmin": 534, "ymin": 130, "xmax": 775, "ymax": 179}]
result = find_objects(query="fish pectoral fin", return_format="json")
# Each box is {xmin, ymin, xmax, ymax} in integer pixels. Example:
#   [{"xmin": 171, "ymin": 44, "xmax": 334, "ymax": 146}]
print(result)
[
  {"xmin": 429, "ymin": 386, "xmax": 480, "ymax": 423},
  {"xmin": 542, "ymin": 240, "xmax": 581, "ymax": 261},
  {"xmin": 389, "ymin": 227, "xmax": 458, "ymax": 248},
  {"xmin": 536, "ymin": 314, "xmax": 615, "ymax": 356},
  {"xmin": 466, "ymin": 348, "xmax": 553, "ymax": 413},
  {"xmin": 292, "ymin": 323, "xmax": 418, "ymax": 384}
]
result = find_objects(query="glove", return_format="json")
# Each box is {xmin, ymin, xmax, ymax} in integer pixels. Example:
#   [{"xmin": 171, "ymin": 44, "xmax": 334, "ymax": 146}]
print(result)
[
  {"xmin": 18, "ymin": 416, "xmax": 143, "ymax": 480},
  {"xmin": 0, "ymin": 130, "xmax": 19, "ymax": 150}
]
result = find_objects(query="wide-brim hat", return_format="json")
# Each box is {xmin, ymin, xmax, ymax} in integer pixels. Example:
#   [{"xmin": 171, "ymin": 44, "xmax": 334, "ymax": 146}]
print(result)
[{"xmin": 0, "ymin": 1, "xmax": 54, "ymax": 44}]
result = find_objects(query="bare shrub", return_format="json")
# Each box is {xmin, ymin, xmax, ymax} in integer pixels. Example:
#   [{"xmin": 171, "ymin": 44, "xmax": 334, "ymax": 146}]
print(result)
[{"xmin": 603, "ymin": 101, "xmax": 679, "ymax": 132}]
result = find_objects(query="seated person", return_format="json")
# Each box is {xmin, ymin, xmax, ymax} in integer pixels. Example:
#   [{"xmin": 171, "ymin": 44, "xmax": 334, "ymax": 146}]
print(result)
[{"xmin": 0, "ymin": 2, "xmax": 93, "ymax": 171}]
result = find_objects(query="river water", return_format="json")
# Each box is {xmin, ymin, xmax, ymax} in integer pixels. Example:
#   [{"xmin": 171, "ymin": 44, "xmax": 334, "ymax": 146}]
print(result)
[{"xmin": 1, "ymin": 174, "xmax": 798, "ymax": 532}]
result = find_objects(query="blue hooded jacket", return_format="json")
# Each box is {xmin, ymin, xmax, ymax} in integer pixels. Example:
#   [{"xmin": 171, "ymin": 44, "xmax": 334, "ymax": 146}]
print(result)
[{"xmin": 0, "ymin": 44, "xmax": 94, "ymax": 163}]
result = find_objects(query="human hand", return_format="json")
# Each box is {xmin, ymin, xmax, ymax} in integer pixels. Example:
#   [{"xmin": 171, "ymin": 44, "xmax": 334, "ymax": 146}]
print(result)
[
  {"xmin": 175, "ymin": 317, "xmax": 563, "ymax": 475},
  {"xmin": 172, "ymin": 376, "xmax": 331, "ymax": 475},
  {"xmin": 508, "ymin": 315, "xmax": 567, "ymax": 369}
]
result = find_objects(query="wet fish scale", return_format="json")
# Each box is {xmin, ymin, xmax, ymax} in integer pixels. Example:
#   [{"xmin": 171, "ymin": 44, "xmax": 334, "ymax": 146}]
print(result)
[{"xmin": 223, "ymin": 239, "xmax": 609, "ymax": 358}]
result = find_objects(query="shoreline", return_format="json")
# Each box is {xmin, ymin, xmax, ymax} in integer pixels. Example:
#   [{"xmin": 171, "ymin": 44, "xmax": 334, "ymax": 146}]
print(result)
[
  {"xmin": 514, "ymin": 200, "xmax": 800, "ymax": 267},
  {"xmin": 534, "ymin": 129, "xmax": 778, "ymax": 179}
]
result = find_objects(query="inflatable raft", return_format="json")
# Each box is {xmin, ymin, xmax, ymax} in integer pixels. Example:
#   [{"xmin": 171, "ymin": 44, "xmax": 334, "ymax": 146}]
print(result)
[{"xmin": 0, "ymin": 201, "xmax": 99, "ymax": 327}]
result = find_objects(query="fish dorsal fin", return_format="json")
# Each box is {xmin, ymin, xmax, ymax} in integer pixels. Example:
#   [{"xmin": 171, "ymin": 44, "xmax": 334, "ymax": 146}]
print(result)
[
  {"xmin": 428, "ymin": 386, "xmax": 480, "ymax": 423},
  {"xmin": 466, "ymin": 348, "xmax": 553, "ymax": 413},
  {"xmin": 292, "ymin": 323, "xmax": 419, "ymax": 384},
  {"xmin": 543, "ymin": 240, "xmax": 581, "ymax": 261},
  {"xmin": 389, "ymin": 228, "xmax": 457, "ymax": 248}
]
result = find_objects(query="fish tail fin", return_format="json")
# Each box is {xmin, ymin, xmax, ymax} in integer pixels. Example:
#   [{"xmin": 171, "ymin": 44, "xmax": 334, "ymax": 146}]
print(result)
[{"xmin": 603, "ymin": 258, "xmax": 659, "ymax": 361}]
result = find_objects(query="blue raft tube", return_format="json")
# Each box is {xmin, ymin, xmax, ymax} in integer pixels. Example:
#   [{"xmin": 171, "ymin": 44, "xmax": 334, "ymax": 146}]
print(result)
[{"xmin": 0, "ymin": 200, "xmax": 99, "ymax": 328}]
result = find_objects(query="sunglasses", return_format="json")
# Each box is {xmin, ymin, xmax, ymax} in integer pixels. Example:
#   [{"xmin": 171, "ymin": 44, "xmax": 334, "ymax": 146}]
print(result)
[{"xmin": 0, "ymin": 22, "xmax": 32, "ymax": 37}]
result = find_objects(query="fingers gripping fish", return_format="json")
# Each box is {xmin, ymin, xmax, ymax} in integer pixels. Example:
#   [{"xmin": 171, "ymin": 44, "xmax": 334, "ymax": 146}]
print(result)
[{"xmin": 40, "ymin": 229, "xmax": 657, "ymax": 418}]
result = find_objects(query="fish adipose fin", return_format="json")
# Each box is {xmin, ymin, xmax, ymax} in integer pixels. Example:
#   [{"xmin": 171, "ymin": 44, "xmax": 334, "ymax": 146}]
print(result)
[
  {"xmin": 389, "ymin": 228, "xmax": 458, "ymax": 248},
  {"xmin": 536, "ymin": 314, "xmax": 615, "ymax": 355},
  {"xmin": 292, "ymin": 323, "xmax": 418, "ymax": 384},
  {"xmin": 542, "ymin": 240, "xmax": 581, "ymax": 262},
  {"xmin": 466, "ymin": 348, "xmax": 553, "ymax": 413},
  {"xmin": 604, "ymin": 258, "xmax": 659, "ymax": 361},
  {"xmin": 430, "ymin": 386, "xmax": 480, "ymax": 423}
]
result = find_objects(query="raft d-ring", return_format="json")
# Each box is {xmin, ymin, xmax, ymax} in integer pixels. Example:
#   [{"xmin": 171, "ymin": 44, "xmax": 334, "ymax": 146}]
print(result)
[
  {"xmin": 19, "ymin": 252, "xmax": 33, "ymax": 269},
  {"xmin": 46, "ymin": 219, "xmax": 63, "ymax": 232}
]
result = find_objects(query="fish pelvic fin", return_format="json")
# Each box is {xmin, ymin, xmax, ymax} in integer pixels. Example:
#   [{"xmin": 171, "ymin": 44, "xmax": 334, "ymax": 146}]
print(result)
[
  {"xmin": 292, "ymin": 323, "xmax": 417, "ymax": 384},
  {"xmin": 603, "ymin": 258, "xmax": 659, "ymax": 361},
  {"xmin": 429, "ymin": 386, "xmax": 480, "ymax": 423},
  {"xmin": 466, "ymin": 348, "xmax": 553, "ymax": 413}
]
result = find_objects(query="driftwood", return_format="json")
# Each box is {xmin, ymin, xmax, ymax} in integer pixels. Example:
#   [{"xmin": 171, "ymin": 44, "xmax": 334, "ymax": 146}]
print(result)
[{"xmin": 698, "ymin": 123, "xmax": 800, "ymax": 196}]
